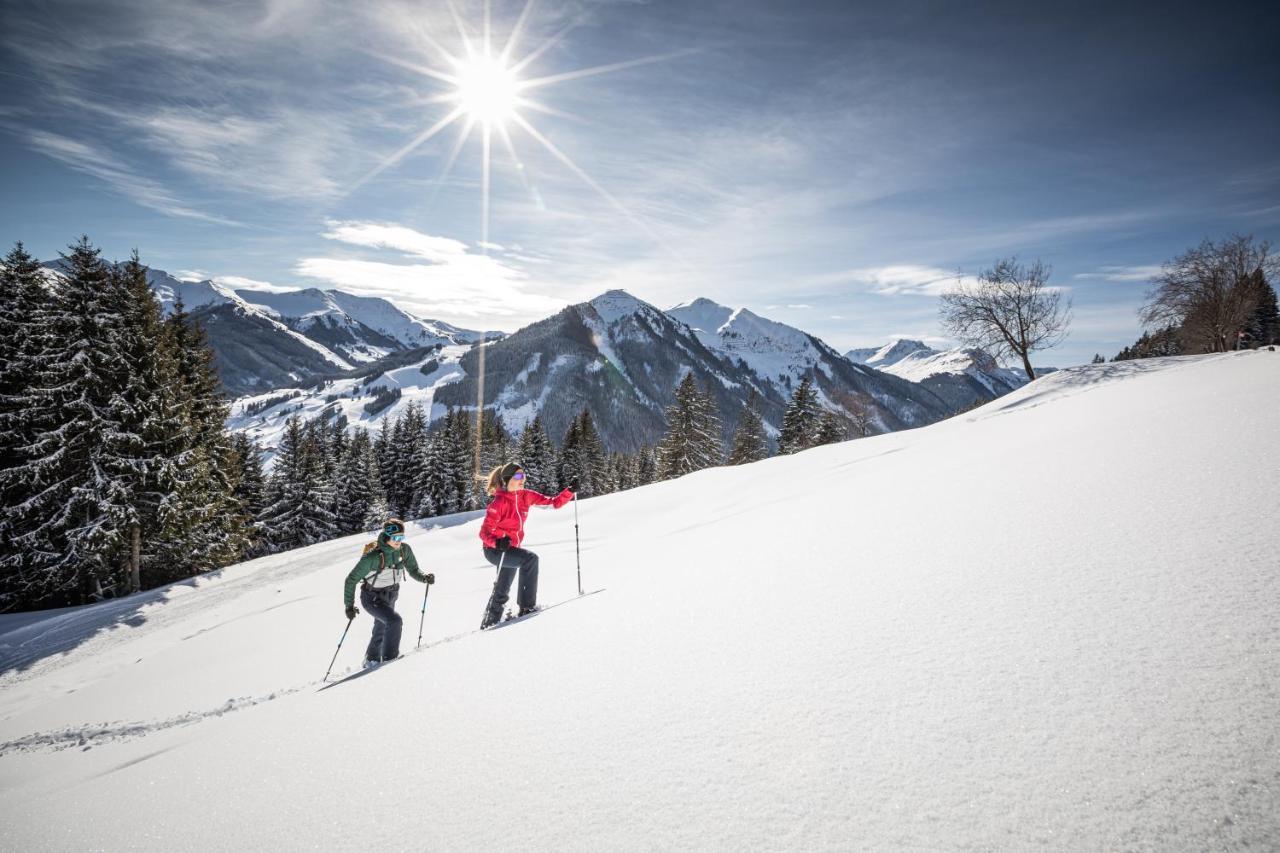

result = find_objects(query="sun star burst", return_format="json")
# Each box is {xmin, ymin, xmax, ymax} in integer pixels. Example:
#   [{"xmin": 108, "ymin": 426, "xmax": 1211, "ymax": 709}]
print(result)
[{"xmin": 354, "ymin": 0, "xmax": 686, "ymax": 253}]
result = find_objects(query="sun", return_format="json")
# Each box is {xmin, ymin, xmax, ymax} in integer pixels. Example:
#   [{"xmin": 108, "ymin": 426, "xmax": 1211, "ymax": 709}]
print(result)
[
  {"xmin": 453, "ymin": 55, "xmax": 521, "ymax": 126},
  {"xmin": 355, "ymin": 0, "xmax": 687, "ymax": 249}
]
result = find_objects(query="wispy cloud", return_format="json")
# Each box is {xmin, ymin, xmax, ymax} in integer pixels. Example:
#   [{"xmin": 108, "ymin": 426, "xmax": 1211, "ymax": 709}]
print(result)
[
  {"xmin": 321, "ymin": 220, "xmax": 471, "ymax": 262},
  {"xmin": 1073, "ymin": 265, "xmax": 1162, "ymax": 282},
  {"xmin": 807, "ymin": 265, "xmax": 976, "ymax": 297},
  {"xmin": 215, "ymin": 274, "xmax": 294, "ymax": 293},
  {"xmin": 25, "ymin": 130, "xmax": 239, "ymax": 226},
  {"xmin": 298, "ymin": 220, "xmax": 564, "ymax": 324}
]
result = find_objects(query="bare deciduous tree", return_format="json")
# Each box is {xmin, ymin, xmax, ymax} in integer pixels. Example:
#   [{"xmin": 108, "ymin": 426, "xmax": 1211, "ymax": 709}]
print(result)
[
  {"xmin": 1140, "ymin": 235, "xmax": 1276, "ymax": 353},
  {"xmin": 939, "ymin": 258, "xmax": 1070, "ymax": 381}
]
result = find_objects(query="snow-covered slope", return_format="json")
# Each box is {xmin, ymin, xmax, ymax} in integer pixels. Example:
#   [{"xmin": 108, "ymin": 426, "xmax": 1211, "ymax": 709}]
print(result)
[
  {"xmin": 227, "ymin": 345, "xmax": 469, "ymax": 461},
  {"xmin": 237, "ymin": 287, "xmax": 488, "ymax": 364},
  {"xmin": 4, "ymin": 351, "xmax": 1278, "ymax": 850}
]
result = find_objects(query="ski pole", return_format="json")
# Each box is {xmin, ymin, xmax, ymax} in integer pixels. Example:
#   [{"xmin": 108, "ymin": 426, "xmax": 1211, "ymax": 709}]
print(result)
[
  {"xmin": 416, "ymin": 573, "xmax": 435, "ymax": 649},
  {"xmin": 573, "ymin": 492, "xmax": 582, "ymax": 596},
  {"xmin": 324, "ymin": 616, "xmax": 354, "ymax": 682}
]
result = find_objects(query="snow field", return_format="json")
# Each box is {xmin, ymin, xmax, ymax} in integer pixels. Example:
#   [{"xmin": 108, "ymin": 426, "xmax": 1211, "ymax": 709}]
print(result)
[{"xmin": 1, "ymin": 351, "xmax": 1277, "ymax": 851}]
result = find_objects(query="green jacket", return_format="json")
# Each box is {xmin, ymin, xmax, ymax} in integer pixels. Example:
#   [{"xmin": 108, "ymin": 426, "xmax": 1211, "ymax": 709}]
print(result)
[{"xmin": 344, "ymin": 538, "xmax": 429, "ymax": 608}]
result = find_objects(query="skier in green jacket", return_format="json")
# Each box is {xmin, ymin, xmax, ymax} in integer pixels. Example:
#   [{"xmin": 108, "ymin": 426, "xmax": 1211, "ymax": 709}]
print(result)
[{"xmin": 343, "ymin": 518, "xmax": 432, "ymax": 668}]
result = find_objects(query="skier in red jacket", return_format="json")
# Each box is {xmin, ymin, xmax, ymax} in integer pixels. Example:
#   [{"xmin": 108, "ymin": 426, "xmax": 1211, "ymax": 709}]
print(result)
[{"xmin": 479, "ymin": 461, "xmax": 574, "ymax": 628}]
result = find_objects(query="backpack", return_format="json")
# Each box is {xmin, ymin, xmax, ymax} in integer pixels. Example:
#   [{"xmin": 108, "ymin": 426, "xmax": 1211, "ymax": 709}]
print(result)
[{"xmin": 359, "ymin": 541, "xmax": 396, "ymax": 586}]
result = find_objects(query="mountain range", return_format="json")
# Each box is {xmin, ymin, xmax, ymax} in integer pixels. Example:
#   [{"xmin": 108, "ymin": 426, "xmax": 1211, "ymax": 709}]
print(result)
[
  {"xmin": 225, "ymin": 288, "xmax": 1029, "ymax": 459},
  {"xmin": 39, "ymin": 257, "xmax": 1031, "ymax": 453},
  {"xmin": 39, "ymin": 260, "xmax": 493, "ymax": 395}
]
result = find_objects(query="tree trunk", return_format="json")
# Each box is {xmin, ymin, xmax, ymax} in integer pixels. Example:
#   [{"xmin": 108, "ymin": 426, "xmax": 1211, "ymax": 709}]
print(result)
[
  {"xmin": 1020, "ymin": 350, "xmax": 1036, "ymax": 381},
  {"xmin": 129, "ymin": 523, "xmax": 141, "ymax": 594}
]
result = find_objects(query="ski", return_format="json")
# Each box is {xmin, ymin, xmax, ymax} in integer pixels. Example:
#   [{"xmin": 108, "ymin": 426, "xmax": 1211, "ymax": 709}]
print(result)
[
  {"xmin": 318, "ymin": 656, "xmax": 407, "ymax": 690},
  {"xmin": 483, "ymin": 588, "xmax": 605, "ymax": 632}
]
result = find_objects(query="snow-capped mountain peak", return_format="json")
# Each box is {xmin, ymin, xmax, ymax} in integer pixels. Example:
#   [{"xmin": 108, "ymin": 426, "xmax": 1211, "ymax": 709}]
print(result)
[
  {"xmin": 865, "ymin": 338, "xmax": 936, "ymax": 368},
  {"xmin": 588, "ymin": 289, "xmax": 655, "ymax": 325},
  {"xmin": 666, "ymin": 297, "xmax": 736, "ymax": 340}
]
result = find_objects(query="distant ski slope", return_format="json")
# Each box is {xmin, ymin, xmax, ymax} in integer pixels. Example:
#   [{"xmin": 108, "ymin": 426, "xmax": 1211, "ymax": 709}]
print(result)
[{"xmin": 2, "ymin": 351, "xmax": 1277, "ymax": 851}]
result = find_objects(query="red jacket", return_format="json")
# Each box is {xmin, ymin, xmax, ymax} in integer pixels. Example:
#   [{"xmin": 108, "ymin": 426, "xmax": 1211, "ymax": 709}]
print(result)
[{"xmin": 479, "ymin": 488, "xmax": 574, "ymax": 549}]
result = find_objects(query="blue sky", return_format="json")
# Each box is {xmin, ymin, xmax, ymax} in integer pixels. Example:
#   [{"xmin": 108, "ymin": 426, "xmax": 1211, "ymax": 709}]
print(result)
[{"xmin": 2, "ymin": 0, "xmax": 1277, "ymax": 366}]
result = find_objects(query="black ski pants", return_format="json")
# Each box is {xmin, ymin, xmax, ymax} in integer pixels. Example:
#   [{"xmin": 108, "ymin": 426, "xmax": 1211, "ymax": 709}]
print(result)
[
  {"xmin": 482, "ymin": 547, "xmax": 539, "ymax": 626},
  {"xmin": 360, "ymin": 583, "xmax": 402, "ymax": 663}
]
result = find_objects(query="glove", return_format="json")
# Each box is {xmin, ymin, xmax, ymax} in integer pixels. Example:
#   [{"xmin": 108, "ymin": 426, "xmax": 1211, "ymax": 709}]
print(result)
[
  {"xmin": 424, "ymin": 573, "xmax": 436, "ymax": 585},
  {"xmin": 494, "ymin": 536, "xmax": 511, "ymax": 552},
  {"xmin": 560, "ymin": 488, "xmax": 576, "ymax": 501},
  {"xmin": 345, "ymin": 605, "xmax": 358, "ymax": 620}
]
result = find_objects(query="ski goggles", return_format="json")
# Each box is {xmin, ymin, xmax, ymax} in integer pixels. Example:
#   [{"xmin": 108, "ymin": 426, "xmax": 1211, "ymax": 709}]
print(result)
[{"xmin": 389, "ymin": 534, "xmax": 405, "ymax": 542}]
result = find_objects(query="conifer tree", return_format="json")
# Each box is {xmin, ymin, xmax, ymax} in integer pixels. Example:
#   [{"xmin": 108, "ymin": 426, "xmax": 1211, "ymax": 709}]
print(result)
[
  {"xmin": 813, "ymin": 411, "xmax": 846, "ymax": 447},
  {"xmin": 162, "ymin": 301, "xmax": 248, "ymax": 572},
  {"xmin": 558, "ymin": 409, "xmax": 606, "ymax": 496},
  {"xmin": 373, "ymin": 414, "xmax": 394, "ymax": 501},
  {"xmin": 259, "ymin": 417, "xmax": 338, "ymax": 551},
  {"xmin": 230, "ymin": 433, "xmax": 268, "ymax": 555},
  {"xmin": 777, "ymin": 376, "xmax": 820, "ymax": 455},
  {"xmin": 335, "ymin": 429, "xmax": 388, "ymax": 534},
  {"xmin": 1246, "ymin": 276, "xmax": 1279, "ymax": 345},
  {"xmin": 656, "ymin": 374, "xmax": 723, "ymax": 479},
  {"xmin": 10, "ymin": 238, "xmax": 131, "ymax": 603},
  {"xmin": 515, "ymin": 415, "xmax": 556, "ymax": 492},
  {"xmin": 447, "ymin": 408, "xmax": 478, "ymax": 511},
  {"xmin": 0, "ymin": 243, "xmax": 52, "ymax": 608},
  {"xmin": 632, "ymin": 445, "xmax": 658, "ymax": 487},
  {"xmin": 727, "ymin": 390, "xmax": 769, "ymax": 465}
]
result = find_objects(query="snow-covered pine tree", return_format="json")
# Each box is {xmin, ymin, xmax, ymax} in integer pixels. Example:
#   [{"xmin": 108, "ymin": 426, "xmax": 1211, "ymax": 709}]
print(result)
[
  {"xmin": 418, "ymin": 427, "xmax": 457, "ymax": 516},
  {"xmin": 576, "ymin": 410, "xmax": 606, "ymax": 496},
  {"xmin": 813, "ymin": 411, "xmax": 846, "ymax": 447},
  {"xmin": 777, "ymin": 375, "xmax": 820, "ymax": 455},
  {"xmin": 557, "ymin": 414, "xmax": 581, "ymax": 492},
  {"xmin": 445, "ymin": 408, "xmax": 478, "ymax": 511},
  {"xmin": 392, "ymin": 402, "xmax": 428, "ymax": 516},
  {"xmin": 632, "ymin": 445, "xmax": 658, "ymax": 486},
  {"xmin": 103, "ymin": 252, "xmax": 179, "ymax": 593},
  {"xmin": 656, "ymin": 373, "xmax": 723, "ymax": 479},
  {"xmin": 0, "ymin": 243, "xmax": 52, "ymax": 609},
  {"xmin": 162, "ymin": 300, "xmax": 249, "ymax": 573},
  {"xmin": 258, "ymin": 416, "xmax": 337, "ymax": 551},
  {"xmin": 477, "ymin": 410, "xmax": 511, "ymax": 491},
  {"xmin": 229, "ymin": 432, "xmax": 268, "ymax": 555},
  {"xmin": 7, "ymin": 238, "xmax": 133, "ymax": 604},
  {"xmin": 335, "ymin": 429, "xmax": 388, "ymax": 534},
  {"xmin": 373, "ymin": 414, "xmax": 394, "ymax": 502},
  {"xmin": 557, "ymin": 409, "xmax": 606, "ymax": 496},
  {"xmin": 515, "ymin": 415, "xmax": 556, "ymax": 493},
  {"xmin": 727, "ymin": 389, "xmax": 769, "ymax": 465},
  {"xmin": 608, "ymin": 452, "xmax": 632, "ymax": 492}
]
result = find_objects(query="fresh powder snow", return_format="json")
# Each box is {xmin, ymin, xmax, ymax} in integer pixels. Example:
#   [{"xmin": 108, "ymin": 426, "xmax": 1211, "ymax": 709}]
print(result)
[{"xmin": 1, "ymin": 351, "xmax": 1277, "ymax": 851}]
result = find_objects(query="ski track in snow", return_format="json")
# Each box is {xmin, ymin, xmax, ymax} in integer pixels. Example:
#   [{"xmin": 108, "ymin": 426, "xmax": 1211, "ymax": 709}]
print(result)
[{"xmin": 0, "ymin": 591, "xmax": 607, "ymax": 756}]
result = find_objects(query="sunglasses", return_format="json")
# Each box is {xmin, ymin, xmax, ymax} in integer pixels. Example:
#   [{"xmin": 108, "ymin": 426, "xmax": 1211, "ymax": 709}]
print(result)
[{"xmin": 510, "ymin": 472, "xmax": 525, "ymax": 481}]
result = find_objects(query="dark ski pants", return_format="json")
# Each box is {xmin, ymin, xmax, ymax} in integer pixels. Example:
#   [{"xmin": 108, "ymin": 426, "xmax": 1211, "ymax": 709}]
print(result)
[
  {"xmin": 360, "ymin": 583, "xmax": 402, "ymax": 663},
  {"xmin": 482, "ymin": 547, "xmax": 539, "ymax": 626}
]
